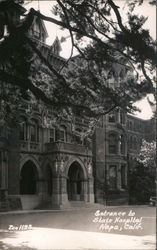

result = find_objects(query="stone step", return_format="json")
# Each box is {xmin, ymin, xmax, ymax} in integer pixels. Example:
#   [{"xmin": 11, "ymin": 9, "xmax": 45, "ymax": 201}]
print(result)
[
  {"xmin": 0, "ymin": 201, "xmax": 9, "ymax": 211},
  {"xmin": 60, "ymin": 201, "xmax": 106, "ymax": 210}
]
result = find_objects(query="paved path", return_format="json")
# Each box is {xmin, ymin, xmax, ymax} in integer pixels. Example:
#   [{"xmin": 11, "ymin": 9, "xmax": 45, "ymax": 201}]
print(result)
[{"xmin": 0, "ymin": 206, "xmax": 156, "ymax": 250}]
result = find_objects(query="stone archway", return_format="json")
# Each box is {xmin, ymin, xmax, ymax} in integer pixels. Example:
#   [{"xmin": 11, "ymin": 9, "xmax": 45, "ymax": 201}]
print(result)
[
  {"xmin": 20, "ymin": 160, "xmax": 42, "ymax": 209},
  {"xmin": 67, "ymin": 161, "xmax": 86, "ymax": 201},
  {"xmin": 20, "ymin": 160, "xmax": 38, "ymax": 195}
]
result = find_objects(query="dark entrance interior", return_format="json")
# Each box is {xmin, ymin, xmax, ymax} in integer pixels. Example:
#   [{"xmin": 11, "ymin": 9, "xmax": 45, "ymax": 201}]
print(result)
[
  {"xmin": 20, "ymin": 160, "xmax": 38, "ymax": 194},
  {"xmin": 67, "ymin": 162, "xmax": 84, "ymax": 201}
]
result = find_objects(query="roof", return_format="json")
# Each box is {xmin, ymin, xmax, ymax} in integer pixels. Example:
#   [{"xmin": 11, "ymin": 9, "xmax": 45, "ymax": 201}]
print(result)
[
  {"xmin": 33, "ymin": 15, "xmax": 48, "ymax": 38},
  {"xmin": 0, "ymin": 0, "xmax": 26, "ymax": 14}
]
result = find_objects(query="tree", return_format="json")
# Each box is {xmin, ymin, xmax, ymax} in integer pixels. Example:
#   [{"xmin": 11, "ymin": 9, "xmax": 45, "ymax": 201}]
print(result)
[
  {"xmin": 129, "ymin": 140, "xmax": 156, "ymax": 204},
  {"xmin": 0, "ymin": 0, "xmax": 156, "ymax": 132},
  {"xmin": 137, "ymin": 139, "xmax": 156, "ymax": 169}
]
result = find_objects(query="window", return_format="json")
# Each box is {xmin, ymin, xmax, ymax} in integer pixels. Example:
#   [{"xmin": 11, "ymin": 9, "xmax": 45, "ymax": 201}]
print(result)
[
  {"xmin": 20, "ymin": 123, "xmax": 25, "ymax": 140},
  {"xmin": 129, "ymin": 121, "xmax": 133, "ymax": 130},
  {"xmin": 109, "ymin": 134, "xmax": 117, "ymax": 154},
  {"xmin": 50, "ymin": 128, "xmax": 55, "ymax": 142},
  {"xmin": 56, "ymin": 126, "xmax": 66, "ymax": 142},
  {"xmin": 134, "ymin": 137, "xmax": 137, "ymax": 150},
  {"xmin": 19, "ymin": 118, "xmax": 27, "ymax": 141},
  {"xmin": 108, "ymin": 112, "xmax": 115, "ymax": 123},
  {"xmin": 120, "ymin": 111, "xmax": 126, "ymax": 124},
  {"xmin": 30, "ymin": 125, "xmax": 36, "ymax": 142},
  {"xmin": 129, "ymin": 136, "xmax": 133, "ymax": 149},
  {"xmin": 30, "ymin": 119, "xmax": 39, "ymax": 142},
  {"xmin": 60, "ymin": 128, "xmax": 65, "ymax": 142},
  {"xmin": 120, "ymin": 135, "xmax": 125, "ymax": 154},
  {"xmin": 109, "ymin": 165, "xmax": 117, "ymax": 189},
  {"xmin": 75, "ymin": 128, "xmax": 82, "ymax": 145},
  {"xmin": 121, "ymin": 165, "xmax": 126, "ymax": 189},
  {"xmin": 33, "ymin": 22, "xmax": 40, "ymax": 39}
]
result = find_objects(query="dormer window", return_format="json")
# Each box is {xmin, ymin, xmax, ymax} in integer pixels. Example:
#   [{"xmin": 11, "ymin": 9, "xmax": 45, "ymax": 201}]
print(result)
[
  {"xmin": 33, "ymin": 22, "xmax": 40, "ymax": 39},
  {"xmin": 51, "ymin": 37, "xmax": 62, "ymax": 56},
  {"xmin": 28, "ymin": 16, "xmax": 48, "ymax": 43}
]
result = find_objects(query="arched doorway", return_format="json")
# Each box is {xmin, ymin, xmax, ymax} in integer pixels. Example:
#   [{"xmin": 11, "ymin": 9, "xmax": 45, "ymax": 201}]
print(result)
[
  {"xmin": 20, "ymin": 160, "xmax": 38, "ymax": 194},
  {"xmin": 67, "ymin": 162, "xmax": 85, "ymax": 201}
]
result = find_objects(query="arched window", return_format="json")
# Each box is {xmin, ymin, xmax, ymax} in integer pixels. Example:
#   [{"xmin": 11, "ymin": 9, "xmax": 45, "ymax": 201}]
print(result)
[
  {"xmin": 30, "ymin": 119, "xmax": 39, "ymax": 142},
  {"xmin": 108, "ymin": 133, "xmax": 117, "ymax": 154},
  {"xmin": 109, "ymin": 165, "xmax": 117, "ymax": 189},
  {"xmin": 56, "ymin": 125, "xmax": 66, "ymax": 142},
  {"xmin": 60, "ymin": 125, "xmax": 66, "ymax": 142},
  {"xmin": 19, "ymin": 117, "xmax": 27, "ymax": 141}
]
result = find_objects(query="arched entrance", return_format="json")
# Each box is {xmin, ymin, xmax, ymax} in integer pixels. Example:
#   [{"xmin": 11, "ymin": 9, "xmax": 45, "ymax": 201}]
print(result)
[
  {"xmin": 67, "ymin": 162, "xmax": 85, "ymax": 201},
  {"xmin": 20, "ymin": 160, "xmax": 38, "ymax": 194}
]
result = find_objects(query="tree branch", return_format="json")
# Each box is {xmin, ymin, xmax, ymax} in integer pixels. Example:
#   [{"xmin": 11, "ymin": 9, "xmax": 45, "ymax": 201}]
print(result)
[
  {"xmin": 56, "ymin": 0, "xmax": 74, "ymax": 72},
  {"xmin": 25, "ymin": 36, "xmax": 69, "ymax": 89},
  {"xmin": 0, "ymin": 69, "xmax": 117, "ymax": 117},
  {"xmin": 107, "ymin": 0, "xmax": 127, "ymax": 33},
  {"xmin": 31, "ymin": 8, "xmax": 137, "ymax": 64}
]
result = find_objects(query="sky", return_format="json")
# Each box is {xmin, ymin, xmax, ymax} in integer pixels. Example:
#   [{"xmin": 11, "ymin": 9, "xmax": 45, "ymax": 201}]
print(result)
[{"xmin": 25, "ymin": 0, "xmax": 156, "ymax": 120}]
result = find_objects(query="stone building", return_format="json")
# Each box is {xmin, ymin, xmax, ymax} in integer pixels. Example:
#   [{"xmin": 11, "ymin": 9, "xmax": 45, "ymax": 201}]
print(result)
[
  {"xmin": 0, "ymin": 8, "xmax": 155, "ymax": 210},
  {"xmin": 93, "ymin": 111, "xmax": 155, "ymax": 206}
]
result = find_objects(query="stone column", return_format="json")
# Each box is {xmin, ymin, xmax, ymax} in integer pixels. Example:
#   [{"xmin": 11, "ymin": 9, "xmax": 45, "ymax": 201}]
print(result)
[
  {"xmin": 52, "ymin": 176, "xmax": 60, "ymax": 208},
  {"xmin": 117, "ymin": 136, "xmax": 121, "ymax": 155},
  {"xmin": 80, "ymin": 180, "xmax": 84, "ymax": 201},
  {"xmin": 125, "ymin": 165, "xmax": 127, "ymax": 186},
  {"xmin": 117, "ymin": 109, "xmax": 121, "ymax": 123},
  {"xmin": 1, "ymin": 151, "xmax": 5, "ymax": 189},
  {"xmin": 82, "ymin": 179, "xmax": 88, "ymax": 202},
  {"xmin": 117, "ymin": 164, "xmax": 121, "ymax": 189},
  {"xmin": 36, "ymin": 179, "xmax": 47, "ymax": 203},
  {"xmin": 88, "ymin": 178, "xmax": 94, "ymax": 203},
  {"xmin": 60, "ymin": 176, "xmax": 68, "ymax": 205}
]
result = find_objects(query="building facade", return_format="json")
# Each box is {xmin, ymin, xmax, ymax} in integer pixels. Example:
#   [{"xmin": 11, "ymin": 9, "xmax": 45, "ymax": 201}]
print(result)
[{"xmin": 93, "ymin": 110, "xmax": 155, "ymax": 206}]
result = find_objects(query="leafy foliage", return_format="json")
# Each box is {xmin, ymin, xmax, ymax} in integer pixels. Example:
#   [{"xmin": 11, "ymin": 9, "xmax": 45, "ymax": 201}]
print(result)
[
  {"xmin": 129, "ymin": 140, "xmax": 156, "ymax": 204},
  {"xmin": 0, "ymin": 0, "xmax": 156, "ymax": 133},
  {"xmin": 129, "ymin": 162, "xmax": 155, "ymax": 204},
  {"xmin": 137, "ymin": 139, "xmax": 156, "ymax": 168}
]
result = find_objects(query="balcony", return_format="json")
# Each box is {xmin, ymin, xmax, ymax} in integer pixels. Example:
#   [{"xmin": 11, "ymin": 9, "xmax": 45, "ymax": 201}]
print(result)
[
  {"xmin": 20, "ymin": 141, "xmax": 41, "ymax": 152},
  {"xmin": 45, "ymin": 141, "xmax": 92, "ymax": 156}
]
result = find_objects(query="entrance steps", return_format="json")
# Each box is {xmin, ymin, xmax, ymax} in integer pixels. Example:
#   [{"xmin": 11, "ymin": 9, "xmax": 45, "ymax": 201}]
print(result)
[
  {"xmin": 0, "ymin": 201, "xmax": 10, "ymax": 211},
  {"xmin": 60, "ymin": 201, "xmax": 106, "ymax": 210},
  {"xmin": 35, "ymin": 197, "xmax": 60, "ymax": 210}
]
